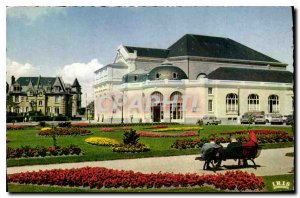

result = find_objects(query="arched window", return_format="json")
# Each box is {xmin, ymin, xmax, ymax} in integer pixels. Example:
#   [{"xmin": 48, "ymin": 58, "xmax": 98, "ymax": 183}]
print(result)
[
  {"xmin": 150, "ymin": 92, "xmax": 164, "ymax": 122},
  {"xmin": 170, "ymin": 91, "xmax": 183, "ymax": 120},
  {"xmin": 268, "ymin": 95, "xmax": 279, "ymax": 113},
  {"xmin": 226, "ymin": 93, "xmax": 238, "ymax": 113},
  {"xmin": 196, "ymin": 73, "xmax": 207, "ymax": 80},
  {"xmin": 248, "ymin": 94, "xmax": 259, "ymax": 111}
]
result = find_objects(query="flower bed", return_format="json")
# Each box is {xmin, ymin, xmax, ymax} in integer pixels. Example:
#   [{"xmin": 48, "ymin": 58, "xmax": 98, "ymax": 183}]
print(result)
[
  {"xmin": 137, "ymin": 131, "xmax": 198, "ymax": 137},
  {"xmin": 220, "ymin": 129, "xmax": 288, "ymax": 136},
  {"xmin": 38, "ymin": 128, "xmax": 92, "ymax": 136},
  {"xmin": 85, "ymin": 137, "xmax": 120, "ymax": 146},
  {"xmin": 153, "ymin": 126, "xmax": 202, "ymax": 132},
  {"xmin": 71, "ymin": 123, "xmax": 90, "ymax": 128},
  {"xmin": 7, "ymin": 145, "xmax": 82, "ymax": 159},
  {"xmin": 144, "ymin": 124, "xmax": 168, "ymax": 129},
  {"xmin": 7, "ymin": 167, "xmax": 265, "ymax": 191},
  {"xmin": 6, "ymin": 125, "xmax": 26, "ymax": 130},
  {"xmin": 112, "ymin": 143, "xmax": 150, "ymax": 153},
  {"xmin": 100, "ymin": 128, "xmax": 116, "ymax": 132},
  {"xmin": 171, "ymin": 133, "xmax": 294, "ymax": 149},
  {"xmin": 171, "ymin": 139, "xmax": 205, "ymax": 149}
]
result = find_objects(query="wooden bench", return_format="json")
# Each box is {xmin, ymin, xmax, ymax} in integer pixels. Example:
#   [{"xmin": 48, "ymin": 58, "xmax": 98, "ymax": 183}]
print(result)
[{"xmin": 195, "ymin": 145, "xmax": 262, "ymax": 172}]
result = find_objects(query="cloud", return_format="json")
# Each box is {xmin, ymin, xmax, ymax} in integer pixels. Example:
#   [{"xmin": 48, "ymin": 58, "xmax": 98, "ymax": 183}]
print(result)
[
  {"xmin": 57, "ymin": 59, "xmax": 104, "ymax": 107},
  {"xmin": 7, "ymin": 7, "xmax": 66, "ymax": 24},
  {"xmin": 6, "ymin": 58, "xmax": 40, "ymax": 83}
]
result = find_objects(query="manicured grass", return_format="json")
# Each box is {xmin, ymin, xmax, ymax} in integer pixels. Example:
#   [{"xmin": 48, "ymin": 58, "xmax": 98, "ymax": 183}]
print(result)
[
  {"xmin": 7, "ymin": 125, "xmax": 293, "ymax": 167},
  {"xmin": 7, "ymin": 184, "xmax": 221, "ymax": 192},
  {"xmin": 7, "ymin": 174, "xmax": 294, "ymax": 192}
]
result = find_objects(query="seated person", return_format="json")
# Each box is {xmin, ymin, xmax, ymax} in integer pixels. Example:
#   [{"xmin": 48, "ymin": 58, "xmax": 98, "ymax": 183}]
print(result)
[
  {"xmin": 200, "ymin": 138, "xmax": 221, "ymax": 159},
  {"xmin": 215, "ymin": 139, "xmax": 224, "ymax": 167},
  {"xmin": 242, "ymin": 131, "xmax": 258, "ymax": 166},
  {"xmin": 200, "ymin": 138, "xmax": 221, "ymax": 169},
  {"xmin": 225, "ymin": 136, "xmax": 243, "ymax": 159}
]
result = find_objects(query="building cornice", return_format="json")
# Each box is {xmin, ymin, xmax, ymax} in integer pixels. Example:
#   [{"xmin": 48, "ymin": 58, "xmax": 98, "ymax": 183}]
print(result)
[
  {"xmin": 167, "ymin": 56, "xmax": 287, "ymax": 67},
  {"xmin": 120, "ymin": 79, "xmax": 293, "ymax": 91}
]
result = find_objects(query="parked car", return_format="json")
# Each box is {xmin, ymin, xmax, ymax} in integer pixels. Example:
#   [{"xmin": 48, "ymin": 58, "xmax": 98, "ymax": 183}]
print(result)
[
  {"xmin": 265, "ymin": 114, "xmax": 274, "ymax": 123},
  {"xmin": 240, "ymin": 115, "xmax": 252, "ymax": 124},
  {"xmin": 254, "ymin": 115, "xmax": 266, "ymax": 124},
  {"xmin": 282, "ymin": 115, "xmax": 288, "ymax": 123},
  {"xmin": 270, "ymin": 114, "xmax": 283, "ymax": 125},
  {"xmin": 202, "ymin": 116, "xmax": 221, "ymax": 125},
  {"xmin": 286, "ymin": 114, "xmax": 294, "ymax": 125}
]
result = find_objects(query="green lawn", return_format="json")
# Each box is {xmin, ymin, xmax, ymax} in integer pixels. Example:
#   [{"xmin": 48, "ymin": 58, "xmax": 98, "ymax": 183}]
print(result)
[
  {"xmin": 7, "ymin": 174, "xmax": 294, "ymax": 192},
  {"xmin": 7, "ymin": 125, "xmax": 294, "ymax": 167}
]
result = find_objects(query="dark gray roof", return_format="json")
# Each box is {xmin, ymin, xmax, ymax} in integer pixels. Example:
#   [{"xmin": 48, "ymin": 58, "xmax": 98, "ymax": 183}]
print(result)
[
  {"xmin": 124, "ymin": 46, "xmax": 169, "ymax": 58},
  {"xmin": 16, "ymin": 77, "xmax": 56, "ymax": 86},
  {"xmin": 72, "ymin": 78, "xmax": 81, "ymax": 87},
  {"xmin": 207, "ymin": 67, "xmax": 293, "ymax": 83},
  {"xmin": 123, "ymin": 34, "xmax": 280, "ymax": 63},
  {"xmin": 167, "ymin": 34, "xmax": 279, "ymax": 62}
]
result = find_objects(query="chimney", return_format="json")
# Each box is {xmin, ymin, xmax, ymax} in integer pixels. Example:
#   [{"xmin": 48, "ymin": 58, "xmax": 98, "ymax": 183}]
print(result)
[{"xmin": 11, "ymin": 76, "xmax": 15, "ymax": 85}]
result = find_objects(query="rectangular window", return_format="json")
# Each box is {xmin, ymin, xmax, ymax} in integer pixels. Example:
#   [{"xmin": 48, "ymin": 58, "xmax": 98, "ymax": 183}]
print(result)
[
  {"xmin": 15, "ymin": 96, "xmax": 19, "ymax": 103},
  {"xmin": 208, "ymin": 88, "xmax": 213, "ymax": 95},
  {"xmin": 208, "ymin": 100, "xmax": 213, "ymax": 112},
  {"xmin": 55, "ymin": 107, "xmax": 59, "ymax": 115},
  {"xmin": 55, "ymin": 96, "xmax": 59, "ymax": 103}
]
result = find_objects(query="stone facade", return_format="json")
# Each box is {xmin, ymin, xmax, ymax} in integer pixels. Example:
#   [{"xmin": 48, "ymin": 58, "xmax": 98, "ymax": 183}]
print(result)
[
  {"xmin": 7, "ymin": 75, "xmax": 82, "ymax": 117},
  {"xmin": 94, "ymin": 34, "xmax": 293, "ymax": 124}
]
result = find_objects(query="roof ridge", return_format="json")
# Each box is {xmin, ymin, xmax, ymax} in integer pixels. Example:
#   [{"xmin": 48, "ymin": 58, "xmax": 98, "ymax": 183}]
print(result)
[{"xmin": 124, "ymin": 45, "xmax": 168, "ymax": 51}]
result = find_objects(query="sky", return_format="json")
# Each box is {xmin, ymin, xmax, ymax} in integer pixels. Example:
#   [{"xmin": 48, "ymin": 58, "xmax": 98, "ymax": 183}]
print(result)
[{"xmin": 6, "ymin": 7, "xmax": 294, "ymax": 106}]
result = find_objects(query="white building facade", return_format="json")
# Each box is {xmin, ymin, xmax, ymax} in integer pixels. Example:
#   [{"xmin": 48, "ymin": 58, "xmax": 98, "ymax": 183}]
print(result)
[{"xmin": 94, "ymin": 34, "xmax": 293, "ymax": 124}]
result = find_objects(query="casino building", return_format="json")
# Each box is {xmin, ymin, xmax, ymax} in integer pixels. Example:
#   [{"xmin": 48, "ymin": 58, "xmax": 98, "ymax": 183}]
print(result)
[{"xmin": 94, "ymin": 34, "xmax": 293, "ymax": 124}]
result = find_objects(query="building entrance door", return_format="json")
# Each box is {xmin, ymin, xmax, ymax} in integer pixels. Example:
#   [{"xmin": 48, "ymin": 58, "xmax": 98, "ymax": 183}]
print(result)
[{"xmin": 152, "ymin": 106, "xmax": 161, "ymax": 122}]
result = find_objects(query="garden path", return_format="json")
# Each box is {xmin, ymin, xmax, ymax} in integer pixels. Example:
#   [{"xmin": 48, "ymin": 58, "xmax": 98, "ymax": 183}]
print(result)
[{"xmin": 7, "ymin": 147, "xmax": 294, "ymax": 176}]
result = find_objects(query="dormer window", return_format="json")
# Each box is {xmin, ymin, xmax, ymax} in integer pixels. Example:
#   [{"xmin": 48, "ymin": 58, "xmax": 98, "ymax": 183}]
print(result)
[
  {"xmin": 173, "ymin": 72, "xmax": 178, "ymax": 79},
  {"xmin": 54, "ymin": 86, "xmax": 60, "ymax": 92}
]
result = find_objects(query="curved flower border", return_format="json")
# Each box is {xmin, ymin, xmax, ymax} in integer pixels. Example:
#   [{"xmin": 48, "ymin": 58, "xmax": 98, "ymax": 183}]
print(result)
[{"xmin": 8, "ymin": 167, "xmax": 265, "ymax": 191}]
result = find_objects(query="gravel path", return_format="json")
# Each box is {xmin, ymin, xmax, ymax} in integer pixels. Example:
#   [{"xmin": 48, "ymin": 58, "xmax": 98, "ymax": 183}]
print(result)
[{"xmin": 7, "ymin": 147, "xmax": 294, "ymax": 176}]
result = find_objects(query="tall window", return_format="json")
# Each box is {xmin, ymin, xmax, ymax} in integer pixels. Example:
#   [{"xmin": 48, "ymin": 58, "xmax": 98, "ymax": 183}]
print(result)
[
  {"xmin": 208, "ymin": 100, "xmax": 213, "ymax": 112},
  {"xmin": 14, "ymin": 96, "xmax": 19, "ymax": 103},
  {"xmin": 55, "ymin": 96, "xmax": 59, "ymax": 103},
  {"xmin": 150, "ymin": 91, "xmax": 164, "ymax": 121},
  {"xmin": 170, "ymin": 91, "xmax": 183, "ymax": 120},
  {"xmin": 268, "ymin": 95, "xmax": 279, "ymax": 113},
  {"xmin": 226, "ymin": 93, "xmax": 238, "ymax": 113},
  {"xmin": 38, "ymin": 100, "xmax": 43, "ymax": 106},
  {"xmin": 55, "ymin": 107, "xmax": 59, "ymax": 115},
  {"xmin": 248, "ymin": 94, "xmax": 259, "ymax": 111}
]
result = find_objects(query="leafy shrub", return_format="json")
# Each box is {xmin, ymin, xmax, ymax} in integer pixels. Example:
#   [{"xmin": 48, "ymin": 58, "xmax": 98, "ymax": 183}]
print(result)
[
  {"xmin": 196, "ymin": 119, "xmax": 203, "ymax": 126},
  {"xmin": 123, "ymin": 129, "xmax": 140, "ymax": 145},
  {"xmin": 39, "ymin": 121, "xmax": 46, "ymax": 127},
  {"xmin": 58, "ymin": 122, "xmax": 71, "ymax": 128}
]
